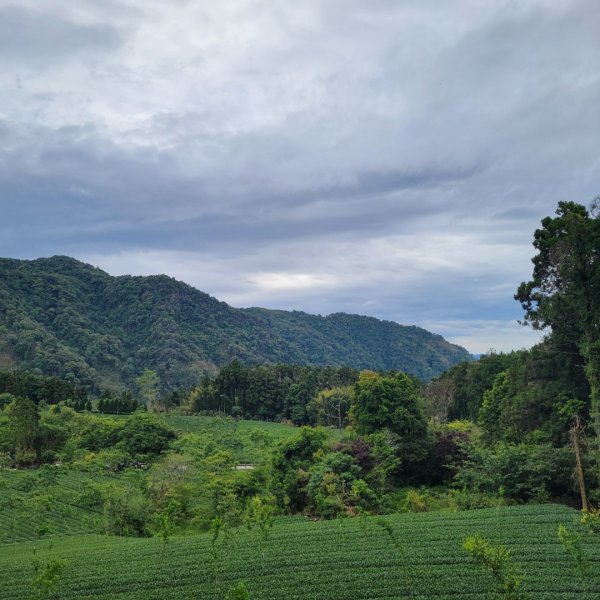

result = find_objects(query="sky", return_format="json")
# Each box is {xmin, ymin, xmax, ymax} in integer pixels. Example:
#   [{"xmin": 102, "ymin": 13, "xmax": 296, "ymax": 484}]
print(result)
[{"xmin": 1, "ymin": 0, "xmax": 599, "ymax": 354}]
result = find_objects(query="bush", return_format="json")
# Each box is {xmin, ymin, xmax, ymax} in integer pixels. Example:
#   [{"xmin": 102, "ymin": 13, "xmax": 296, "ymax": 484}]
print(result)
[
  {"xmin": 270, "ymin": 427, "xmax": 327, "ymax": 512},
  {"xmin": 116, "ymin": 413, "xmax": 176, "ymax": 461},
  {"xmin": 307, "ymin": 452, "xmax": 361, "ymax": 518},
  {"xmin": 463, "ymin": 535, "xmax": 527, "ymax": 599},
  {"xmin": 404, "ymin": 489, "xmax": 427, "ymax": 513},
  {"xmin": 454, "ymin": 443, "xmax": 576, "ymax": 501}
]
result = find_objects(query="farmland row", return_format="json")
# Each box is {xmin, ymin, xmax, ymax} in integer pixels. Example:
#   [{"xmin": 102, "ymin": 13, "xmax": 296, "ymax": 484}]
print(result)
[{"xmin": 0, "ymin": 504, "xmax": 598, "ymax": 599}]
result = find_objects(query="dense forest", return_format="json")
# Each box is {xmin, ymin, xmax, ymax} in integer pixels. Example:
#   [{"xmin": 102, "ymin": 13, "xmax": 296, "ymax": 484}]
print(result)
[{"xmin": 0, "ymin": 256, "xmax": 470, "ymax": 391}]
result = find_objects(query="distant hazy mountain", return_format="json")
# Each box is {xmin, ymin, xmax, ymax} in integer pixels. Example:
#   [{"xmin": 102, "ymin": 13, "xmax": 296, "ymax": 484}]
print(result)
[{"xmin": 0, "ymin": 256, "xmax": 470, "ymax": 390}]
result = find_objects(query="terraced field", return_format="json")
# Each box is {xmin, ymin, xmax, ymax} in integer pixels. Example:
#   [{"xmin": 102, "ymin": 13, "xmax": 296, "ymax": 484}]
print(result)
[
  {"xmin": 165, "ymin": 415, "xmax": 299, "ymax": 440},
  {"xmin": 0, "ymin": 469, "xmax": 101, "ymax": 542},
  {"xmin": 0, "ymin": 467, "xmax": 145, "ymax": 542},
  {"xmin": 1, "ymin": 504, "xmax": 598, "ymax": 599},
  {"xmin": 164, "ymin": 414, "xmax": 341, "ymax": 463}
]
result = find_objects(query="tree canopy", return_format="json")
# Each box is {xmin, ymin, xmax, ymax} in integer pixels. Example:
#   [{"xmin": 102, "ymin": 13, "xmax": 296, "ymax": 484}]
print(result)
[
  {"xmin": 516, "ymin": 200, "xmax": 600, "ymax": 433},
  {"xmin": 350, "ymin": 371, "xmax": 428, "ymax": 470}
]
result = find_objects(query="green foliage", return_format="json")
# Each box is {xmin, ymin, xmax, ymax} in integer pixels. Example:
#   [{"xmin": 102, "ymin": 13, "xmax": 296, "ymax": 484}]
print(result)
[
  {"xmin": 0, "ymin": 370, "xmax": 87, "ymax": 408},
  {"xmin": 404, "ymin": 489, "xmax": 428, "ymax": 513},
  {"xmin": 441, "ymin": 344, "xmax": 589, "ymax": 445},
  {"xmin": 445, "ymin": 352, "xmax": 516, "ymax": 421},
  {"xmin": 225, "ymin": 582, "xmax": 250, "ymax": 600},
  {"xmin": 101, "ymin": 482, "xmax": 151, "ymax": 537},
  {"xmin": 152, "ymin": 504, "xmax": 176, "ymax": 554},
  {"xmin": 558, "ymin": 524, "xmax": 591, "ymax": 597},
  {"xmin": 306, "ymin": 386, "xmax": 353, "ymax": 429},
  {"xmin": 244, "ymin": 496, "xmax": 274, "ymax": 541},
  {"xmin": 97, "ymin": 389, "xmax": 142, "ymax": 414},
  {"xmin": 352, "ymin": 372, "xmax": 427, "ymax": 437},
  {"xmin": 477, "ymin": 344, "xmax": 590, "ymax": 445},
  {"xmin": 351, "ymin": 371, "xmax": 429, "ymax": 476},
  {"xmin": 516, "ymin": 201, "xmax": 600, "ymax": 434},
  {"xmin": 5, "ymin": 396, "xmax": 40, "ymax": 466},
  {"xmin": 187, "ymin": 363, "xmax": 358, "ymax": 423},
  {"xmin": 77, "ymin": 416, "xmax": 121, "ymax": 452},
  {"xmin": 581, "ymin": 507, "xmax": 600, "ymax": 533},
  {"xmin": 0, "ymin": 504, "xmax": 597, "ymax": 599},
  {"xmin": 463, "ymin": 535, "xmax": 527, "ymax": 599},
  {"xmin": 32, "ymin": 557, "xmax": 68, "ymax": 600},
  {"xmin": 167, "ymin": 414, "xmax": 298, "ymax": 463},
  {"xmin": 0, "ymin": 256, "xmax": 470, "ymax": 390},
  {"xmin": 244, "ymin": 496, "xmax": 274, "ymax": 572},
  {"xmin": 209, "ymin": 516, "xmax": 234, "ymax": 597},
  {"xmin": 306, "ymin": 452, "xmax": 362, "ymax": 517},
  {"xmin": 270, "ymin": 427, "xmax": 327, "ymax": 512},
  {"xmin": 455, "ymin": 443, "xmax": 576, "ymax": 502},
  {"xmin": 115, "ymin": 412, "xmax": 176, "ymax": 461},
  {"xmin": 136, "ymin": 369, "xmax": 160, "ymax": 412},
  {"xmin": 349, "ymin": 478, "xmax": 379, "ymax": 512}
]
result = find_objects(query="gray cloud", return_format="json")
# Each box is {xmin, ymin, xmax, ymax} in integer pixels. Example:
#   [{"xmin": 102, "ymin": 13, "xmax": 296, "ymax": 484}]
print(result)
[
  {"xmin": 1, "ymin": 0, "xmax": 599, "ymax": 353},
  {"xmin": 0, "ymin": 5, "xmax": 124, "ymax": 66}
]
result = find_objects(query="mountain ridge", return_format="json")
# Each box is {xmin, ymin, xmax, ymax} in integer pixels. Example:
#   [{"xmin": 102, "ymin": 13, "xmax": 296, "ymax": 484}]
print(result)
[{"xmin": 0, "ymin": 255, "xmax": 470, "ymax": 390}]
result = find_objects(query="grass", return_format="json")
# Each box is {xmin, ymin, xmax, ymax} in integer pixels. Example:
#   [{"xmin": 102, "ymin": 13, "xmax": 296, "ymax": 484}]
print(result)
[
  {"xmin": 0, "ymin": 466, "xmax": 145, "ymax": 542},
  {"xmin": 165, "ymin": 414, "xmax": 299, "ymax": 439},
  {"xmin": 165, "ymin": 414, "xmax": 300, "ymax": 464},
  {"xmin": 0, "ymin": 504, "xmax": 598, "ymax": 599},
  {"xmin": 0, "ymin": 468, "xmax": 98, "ymax": 542},
  {"xmin": 164, "ymin": 414, "xmax": 341, "ymax": 463}
]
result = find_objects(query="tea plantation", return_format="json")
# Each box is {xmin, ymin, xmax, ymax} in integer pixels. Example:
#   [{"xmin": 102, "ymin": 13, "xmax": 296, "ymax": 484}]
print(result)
[{"xmin": 1, "ymin": 504, "xmax": 598, "ymax": 599}]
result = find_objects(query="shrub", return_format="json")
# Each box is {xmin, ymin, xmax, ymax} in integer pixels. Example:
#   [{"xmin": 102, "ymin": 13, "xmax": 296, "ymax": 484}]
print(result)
[
  {"xmin": 463, "ymin": 535, "xmax": 527, "ymax": 599},
  {"xmin": 454, "ymin": 443, "xmax": 575, "ymax": 501}
]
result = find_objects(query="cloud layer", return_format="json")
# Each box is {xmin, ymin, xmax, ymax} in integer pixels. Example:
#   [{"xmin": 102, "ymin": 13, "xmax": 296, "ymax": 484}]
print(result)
[{"xmin": 2, "ymin": 0, "xmax": 599, "ymax": 352}]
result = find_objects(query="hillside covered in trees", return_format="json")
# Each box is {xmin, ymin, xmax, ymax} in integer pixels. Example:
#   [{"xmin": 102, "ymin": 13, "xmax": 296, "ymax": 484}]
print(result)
[
  {"xmin": 2, "ymin": 202, "xmax": 600, "ymax": 599},
  {"xmin": 0, "ymin": 256, "xmax": 470, "ymax": 391}
]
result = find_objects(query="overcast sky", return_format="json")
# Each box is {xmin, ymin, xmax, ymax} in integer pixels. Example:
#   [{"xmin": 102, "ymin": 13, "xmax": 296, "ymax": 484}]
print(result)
[{"xmin": 1, "ymin": 0, "xmax": 599, "ymax": 353}]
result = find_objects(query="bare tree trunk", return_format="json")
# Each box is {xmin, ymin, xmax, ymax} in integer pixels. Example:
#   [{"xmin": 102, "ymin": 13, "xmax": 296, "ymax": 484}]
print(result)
[{"xmin": 571, "ymin": 415, "xmax": 588, "ymax": 511}]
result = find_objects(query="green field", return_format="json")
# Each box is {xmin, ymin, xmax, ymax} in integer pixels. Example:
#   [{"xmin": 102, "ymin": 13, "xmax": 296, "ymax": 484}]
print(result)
[
  {"xmin": 103, "ymin": 414, "xmax": 306, "ymax": 464},
  {"xmin": 0, "ymin": 467, "xmax": 143, "ymax": 542},
  {"xmin": 165, "ymin": 414, "xmax": 301, "ymax": 444},
  {"xmin": 163, "ymin": 414, "xmax": 340, "ymax": 463},
  {"xmin": 0, "ymin": 504, "xmax": 598, "ymax": 599}
]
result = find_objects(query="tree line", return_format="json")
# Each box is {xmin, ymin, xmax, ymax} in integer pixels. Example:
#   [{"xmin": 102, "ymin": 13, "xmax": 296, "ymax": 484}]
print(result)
[{"xmin": 185, "ymin": 361, "xmax": 360, "ymax": 424}]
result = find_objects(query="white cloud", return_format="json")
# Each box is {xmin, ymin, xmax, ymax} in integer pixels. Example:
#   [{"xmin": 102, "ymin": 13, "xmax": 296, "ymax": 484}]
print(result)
[{"xmin": 421, "ymin": 319, "xmax": 546, "ymax": 355}]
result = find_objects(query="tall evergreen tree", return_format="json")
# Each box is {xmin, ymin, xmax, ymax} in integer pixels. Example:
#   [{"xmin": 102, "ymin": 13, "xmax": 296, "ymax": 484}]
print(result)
[{"xmin": 516, "ymin": 200, "xmax": 600, "ymax": 433}]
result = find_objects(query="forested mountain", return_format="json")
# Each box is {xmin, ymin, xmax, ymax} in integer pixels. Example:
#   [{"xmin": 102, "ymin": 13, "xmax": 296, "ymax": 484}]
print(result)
[{"xmin": 0, "ymin": 256, "xmax": 470, "ymax": 390}]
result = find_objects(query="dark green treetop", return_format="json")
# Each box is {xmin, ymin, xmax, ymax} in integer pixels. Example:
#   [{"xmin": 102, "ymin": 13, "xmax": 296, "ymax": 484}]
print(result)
[{"xmin": 516, "ymin": 200, "xmax": 600, "ymax": 431}]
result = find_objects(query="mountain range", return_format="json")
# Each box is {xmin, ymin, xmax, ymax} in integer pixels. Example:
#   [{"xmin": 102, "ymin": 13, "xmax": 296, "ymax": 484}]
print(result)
[{"xmin": 0, "ymin": 256, "xmax": 470, "ymax": 390}]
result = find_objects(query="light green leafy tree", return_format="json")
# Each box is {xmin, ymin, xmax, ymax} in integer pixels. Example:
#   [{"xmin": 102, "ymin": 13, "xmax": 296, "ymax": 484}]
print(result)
[
  {"xmin": 463, "ymin": 535, "xmax": 527, "ymax": 600},
  {"xmin": 6, "ymin": 396, "xmax": 39, "ymax": 466},
  {"xmin": 136, "ymin": 369, "xmax": 161, "ymax": 412},
  {"xmin": 32, "ymin": 557, "xmax": 68, "ymax": 600},
  {"xmin": 558, "ymin": 524, "xmax": 591, "ymax": 598},
  {"xmin": 307, "ymin": 386, "xmax": 353, "ymax": 430}
]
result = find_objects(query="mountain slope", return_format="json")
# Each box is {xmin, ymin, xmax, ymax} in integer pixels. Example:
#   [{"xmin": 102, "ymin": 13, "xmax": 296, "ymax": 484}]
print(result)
[{"xmin": 0, "ymin": 256, "xmax": 470, "ymax": 389}]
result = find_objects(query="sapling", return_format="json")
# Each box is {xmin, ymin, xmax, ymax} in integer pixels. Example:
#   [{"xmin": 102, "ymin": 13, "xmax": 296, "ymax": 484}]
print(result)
[
  {"xmin": 210, "ymin": 517, "xmax": 224, "ymax": 596},
  {"xmin": 244, "ymin": 496, "xmax": 274, "ymax": 572},
  {"xmin": 357, "ymin": 505, "xmax": 369, "ymax": 538},
  {"xmin": 225, "ymin": 581, "xmax": 251, "ymax": 600},
  {"xmin": 376, "ymin": 518, "xmax": 412, "ymax": 594},
  {"xmin": 209, "ymin": 516, "xmax": 233, "ymax": 598},
  {"xmin": 463, "ymin": 535, "xmax": 527, "ymax": 600},
  {"xmin": 558, "ymin": 524, "xmax": 590, "ymax": 598},
  {"xmin": 32, "ymin": 557, "xmax": 68, "ymax": 600},
  {"xmin": 154, "ymin": 508, "xmax": 174, "ymax": 562}
]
